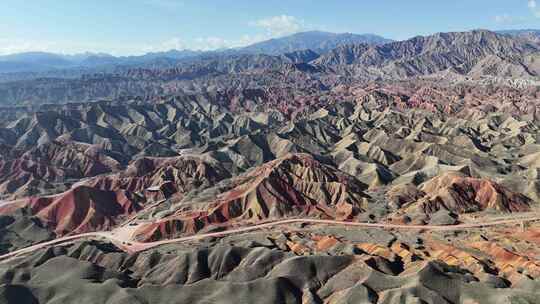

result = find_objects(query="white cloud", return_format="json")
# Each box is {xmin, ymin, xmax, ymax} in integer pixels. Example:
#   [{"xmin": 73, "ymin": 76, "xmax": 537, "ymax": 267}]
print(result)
[
  {"xmin": 140, "ymin": 38, "xmax": 185, "ymax": 53},
  {"xmin": 194, "ymin": 37, "xmax": 233, "ymax": 50},
  {"xmin": 250, "ymin": 15, "xmax": 305, "ymax": 37},
  {"xmin": 494, "ymin": 14, "xmax": 513, "ymax": 23},
  {"xmin": 0, "ymin": 39, "xmax": 158, "ymax": 56},
  {"xmin": 0, "ymin": 14, "xmax": 313, "ymax": 56},
  {"xmin": 145, "ymin": 15, "xmax": 310, "ymax": 52},
  {"xmin": 141, "ymin": 34, "xmax": 269, "ymax": 53},
  {"xmin": 0, "ymin": 39, "xmax": 57, "ymax": 55},
  {"xmin": 160, "ymin": 38, "xmax": 187, "ymax": 50},
  {"xmin": 237, "ymin": 34, "xmax": 269, "ymax": 46},
  {"xmin": 529, "ymin": 0, "xmax": 540, "ymax": 17},
  {"xmin": 494, "ymin": 1, "xmax": 540, "ymax": 22}
]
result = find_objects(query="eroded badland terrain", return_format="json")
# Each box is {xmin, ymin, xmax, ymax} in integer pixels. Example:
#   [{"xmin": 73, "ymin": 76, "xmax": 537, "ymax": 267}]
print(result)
[{"xmin": 0, "ymin": 30, "xmax": 540, "ymax": 303}]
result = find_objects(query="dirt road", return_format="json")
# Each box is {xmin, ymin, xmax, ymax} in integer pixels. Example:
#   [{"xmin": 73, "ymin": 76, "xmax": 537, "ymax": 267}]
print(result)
[{"xmin": 1, "ymin": 216, "xmax": 538, "ymax": 263}]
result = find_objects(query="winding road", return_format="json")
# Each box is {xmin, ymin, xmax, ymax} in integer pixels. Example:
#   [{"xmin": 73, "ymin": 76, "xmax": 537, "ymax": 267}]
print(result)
[{"xmin": 0, "ymin": 216, "xmax": 538, "ymax": 263}]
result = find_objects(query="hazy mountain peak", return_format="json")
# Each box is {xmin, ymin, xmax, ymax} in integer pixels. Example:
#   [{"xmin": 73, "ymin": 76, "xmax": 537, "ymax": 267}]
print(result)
[{"xmin": 240, "ymin": 30, "xmax": 393, "ymax": 55}]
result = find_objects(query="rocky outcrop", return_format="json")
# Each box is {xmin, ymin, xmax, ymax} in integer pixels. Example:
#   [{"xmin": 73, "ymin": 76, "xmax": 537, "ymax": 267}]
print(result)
[
  {"xmin": 85, "ymin": 155, "xmax": 230, "ymax": 200},
  {"xmin": 417, "ymin": 172, "xmax": 531, "ymax": 214},
  {"xmin": 133, "ymin": 153, "xmax": 368, "ymax": 241},
  {"xmin": 0, "ymin": 186, "xmax": 145, "ymax": 235}
]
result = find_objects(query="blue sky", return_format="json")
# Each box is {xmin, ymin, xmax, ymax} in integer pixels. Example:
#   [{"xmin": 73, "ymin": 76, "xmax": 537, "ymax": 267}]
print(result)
[{"xmin": 1, "ymin": 0, "xmax": 539, "ymax": 55}]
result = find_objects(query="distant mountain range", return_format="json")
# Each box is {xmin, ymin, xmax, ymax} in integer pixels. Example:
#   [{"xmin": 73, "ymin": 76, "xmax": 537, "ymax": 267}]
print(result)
[
  {"xmin": 0, "ymin": 31, "xmax": 391, "ymax": 74},
  {"xmin": 0, "ymin": 28, "xmax": 538, "ymax": 80},
  {"xmin": 496, "ymin": 29, "xmax": 540, "ymax": 45},
  {"xmin": 1, "ymin": 29, "xmax": 538, "ymax": 106},
  {"xmin": 239, "ymin": 31, "xmax": 392, "ymax": 55},
  {"xmin": 315, "ymin": 29, "xmax": 540, "ymax": 78},
  {"xmin": 0, "ymin": 50, "xmax": 207, "ymax": 74}
]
